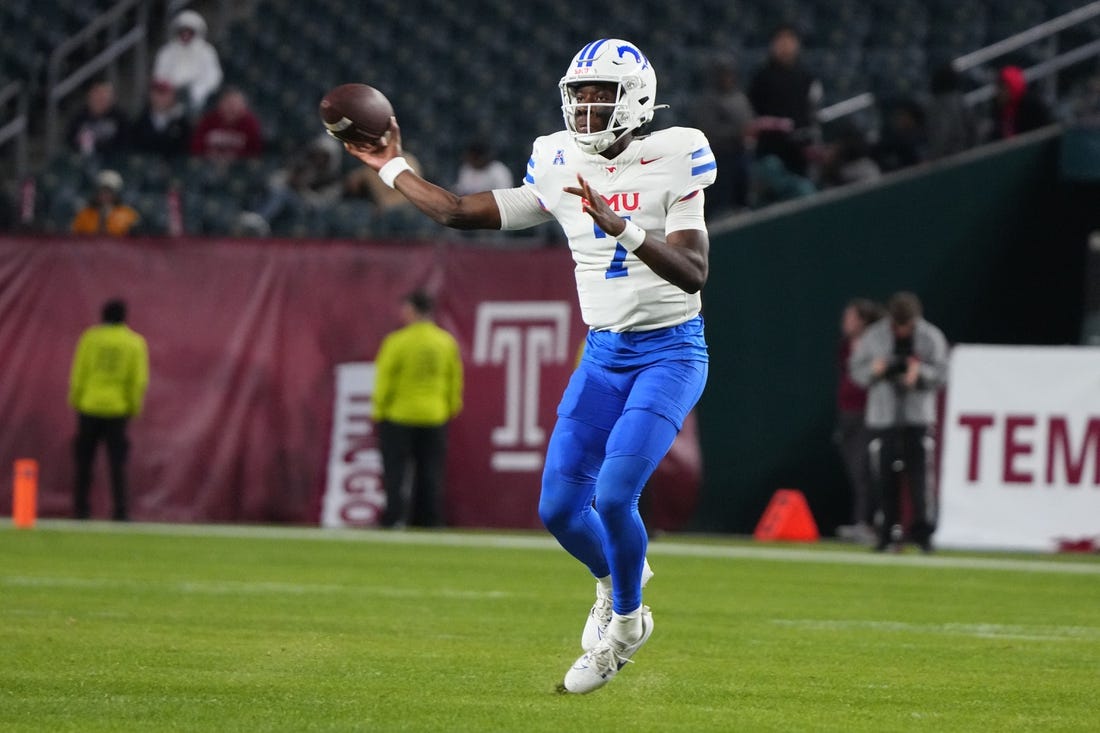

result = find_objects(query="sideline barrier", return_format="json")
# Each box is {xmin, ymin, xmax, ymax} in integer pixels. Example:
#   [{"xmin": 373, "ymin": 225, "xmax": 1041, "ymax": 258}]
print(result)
[
  {"xmin": 939, "ymin": 345, "xmax": 1100, "ymax": 551},
  {"xmin": 0, "ymin": 237, "xmax": 702, "ymax": 530}
]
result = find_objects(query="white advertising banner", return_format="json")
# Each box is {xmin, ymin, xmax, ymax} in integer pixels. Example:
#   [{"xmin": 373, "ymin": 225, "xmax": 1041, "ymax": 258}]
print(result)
[
  {"xmin": 320, "ymin": 363, "xmax": 384, "ymax": 528},
  {"xmin": 938, "ymin": 345, "xmax": 1100, "ymax": 551}
]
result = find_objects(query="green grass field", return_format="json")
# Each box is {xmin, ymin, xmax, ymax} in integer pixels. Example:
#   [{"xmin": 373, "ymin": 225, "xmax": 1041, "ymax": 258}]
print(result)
[{"xmin": 2, "ymin": 522, "xmax": 1099, "ymax": 732}]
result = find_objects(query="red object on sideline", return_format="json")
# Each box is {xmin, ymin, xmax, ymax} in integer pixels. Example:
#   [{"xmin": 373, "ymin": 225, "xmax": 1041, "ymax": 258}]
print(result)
[
  {"xmin": 13, "ymin": 458, "xmax": 37, "ymax": 528},
  {"xmin": 754, "ymin": 489, "xmax": 820, "ymax": 542}
]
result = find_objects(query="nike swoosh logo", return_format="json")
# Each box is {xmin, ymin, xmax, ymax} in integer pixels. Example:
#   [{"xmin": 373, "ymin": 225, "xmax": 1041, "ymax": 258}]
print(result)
[{"xmin": 640, "ymin": 157, "xmax": 661, "ymax": 165}]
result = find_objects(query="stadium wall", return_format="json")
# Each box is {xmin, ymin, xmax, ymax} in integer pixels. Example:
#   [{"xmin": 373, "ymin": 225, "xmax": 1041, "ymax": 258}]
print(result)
[
  {"xmin": 0, "ymin": 237, "xmax": 702, "ymax": 529},
  {"xmin": 696, "ymin": 127, "xmax": 1094, "ymax": 534},
  {"xmin": 2, "ymin": 130, "xmax": 1095, "ymax": 536}
]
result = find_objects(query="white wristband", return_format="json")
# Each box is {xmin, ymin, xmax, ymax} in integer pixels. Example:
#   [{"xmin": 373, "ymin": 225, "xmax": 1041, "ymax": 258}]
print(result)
[
  {"xmin": 614, "ymin": 220, "xmax": 646, "ymax": 252},
  {"xmin": 378, "ymin": 157, "xmax": 413, "ymax": 188}
]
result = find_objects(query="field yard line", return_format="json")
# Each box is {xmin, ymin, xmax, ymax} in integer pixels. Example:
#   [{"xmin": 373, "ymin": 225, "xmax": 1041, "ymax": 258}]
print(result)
[
  {"xmin": 10, "ymin": 519, "xmax": 1100, "ymax": 576},
  {"xmin": 772, "ymin": 618, "xmax": 1100, "ymax": 642},
  {"xmin": 647, "ymin": 542, "xmax": 1100, "ymax": 575},
  {"xmin": 0, "ymin": 574, "xmax": 513, "ymax": 599}
]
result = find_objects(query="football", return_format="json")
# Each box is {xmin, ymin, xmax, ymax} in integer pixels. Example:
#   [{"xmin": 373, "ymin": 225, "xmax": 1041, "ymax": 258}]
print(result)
[{"xmin": 319, "ymin": 83, "xmax": 394, "ymax": 144}]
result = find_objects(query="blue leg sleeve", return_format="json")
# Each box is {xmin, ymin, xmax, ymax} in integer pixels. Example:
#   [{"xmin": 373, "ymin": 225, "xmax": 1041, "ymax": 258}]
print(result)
[
  {"xmin": 539, "ymin": 416, "xmax": 611, "ymax": 578},
  {"xmin": 598, "ymin": 409, "xmax": 680, "ymax": 613}
]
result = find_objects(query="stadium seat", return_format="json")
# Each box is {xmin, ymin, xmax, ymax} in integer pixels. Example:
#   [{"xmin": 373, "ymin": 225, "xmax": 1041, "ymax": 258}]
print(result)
[
  {"xmin": 374, "ymin": 205, "xmax": 441, "ymax": 239},
  {"xmin": 756, "ymin": 0, "xmax": 817, "ymax": 41},
  {"xmin": 865, "ymin": 46, "xmax": 928, "ymax": 100},
  {"xmin": 324, "ymin": 199, "xmax": 375, "ymax": 239},
  {"xmin": 871, "ymin": 0, "xmax": 929, "ymax": 48},
  {"xmin": 988, "ymin": 0, "xmax": 1049, "ymax": 43},
  {"xmin": 133, "ymin": 192, "xmax": 169, "ymax": 235}
]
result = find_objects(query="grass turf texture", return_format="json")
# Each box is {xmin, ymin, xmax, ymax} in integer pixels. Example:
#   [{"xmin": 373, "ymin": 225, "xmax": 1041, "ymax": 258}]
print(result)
[{"xmin": 2, "ymin": 523, "xmax": 1099, "ymax": 732}]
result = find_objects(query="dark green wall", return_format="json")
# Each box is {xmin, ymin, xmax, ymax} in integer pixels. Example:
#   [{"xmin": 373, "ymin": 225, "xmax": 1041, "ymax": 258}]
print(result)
[{"xmin": 694, "ymin": 130, "xmax": 1090, "ymax": 535}]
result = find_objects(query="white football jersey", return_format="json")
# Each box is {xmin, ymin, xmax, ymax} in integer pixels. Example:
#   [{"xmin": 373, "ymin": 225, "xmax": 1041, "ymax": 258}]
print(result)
[{"xmin": 492, "ymin": 127, "xmax": 716, "ymax": 332}]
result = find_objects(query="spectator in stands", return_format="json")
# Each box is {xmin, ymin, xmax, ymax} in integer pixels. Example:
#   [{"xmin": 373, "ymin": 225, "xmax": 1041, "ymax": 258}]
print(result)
[
  {"xmin": 190, "ymin": 87, "xmax": 263, "ymax": 162},
  {"xmin": 345, "ymin": 148, "xmax": 424, "ymax": 217},
  {"xmin": 447, "ymin": 140, "xmax": 514, "ymax": 240},
  {"xmin": 748, "ymin": 24, "xmax": 822, "ymax": 177},
  {"xmin": 693, "ymin": 57, "xmax": 754, "ymax": 215},
  {"xmin": 834, "ymin": 298, "xmax": 884, "ymax": 544},
  {"xmin": 848, "ymin": 291, "xmax": 948, "ymax": 554},
  {"xmin": 925, "ymin": 64, "xmax": 978, "ymax": 161},
  {"xmin": 70, "ymin": 170, "xmax": 140, "ymax": 236},
  {"xmin": 69, "ymin": 298, "xmax": 149, "ymax": 521},
  {"xmin": 373, "ymin": 290, "xmax": 463, "ymax": 528},
  {"xmin": 128, "ymin": 79, "xmax": 192, "ymax": 158},
  {"xmin": 239, "ymin": 133, "xmax": 344, "ymax": 235},
  {"xmin": 818, "ymin": 122, "xmax": 881, "ymax": 189},
  {"xmin": 452, "ymin": 140, "xmax": 514, "ymax": 195},
  {"xmin": 153, "ymin": 10, "xmax": 223, "ymax": 117},
  {"xmin": 873, "ymin": 97, "xmax": 926, "ymax": 173},
  {"xmin": 67, "ymin": 80, "xmax": 127, "ymax": 157},
  {"xmin": 988, "ymin": 65, "xmax": 1053, "ymax": 141}
]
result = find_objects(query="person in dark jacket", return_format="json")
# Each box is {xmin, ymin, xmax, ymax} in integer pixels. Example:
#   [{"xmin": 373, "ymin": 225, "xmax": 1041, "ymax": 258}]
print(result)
[
  {"xmin": 748, "ymin": 24, "xmax": 822, "ymax": 176},
  {"xmin": 873, "ymin": 96, "xmax": 926, "ymax": 173},
  {"xmin": 67, "ymin": 80, "xmax": 127, "ymax": 157},
  {"xmin": 129, "ymin": 79, "xmax": 192, "ymax": 157},
  {"xmin": 925, "ymin": 64, "xmax": 978, "ymax": 160}
]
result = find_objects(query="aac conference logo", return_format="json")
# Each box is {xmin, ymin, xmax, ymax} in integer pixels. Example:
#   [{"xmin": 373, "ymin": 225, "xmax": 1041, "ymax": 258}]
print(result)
[{"xmin": 472, "ymin": 301, "xmax": 572, "ymax": 472}]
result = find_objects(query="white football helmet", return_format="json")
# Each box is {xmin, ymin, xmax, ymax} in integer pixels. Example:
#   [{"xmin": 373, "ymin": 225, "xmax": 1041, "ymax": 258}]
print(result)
[{"xmin": 559, "ymin": 39, "xmax": 658, "ymax": 154}]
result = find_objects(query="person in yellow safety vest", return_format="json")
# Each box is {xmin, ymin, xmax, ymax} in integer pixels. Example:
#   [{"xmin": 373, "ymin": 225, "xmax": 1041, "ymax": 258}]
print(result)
[
  {"xmin": 372, "ymin": 290, "xmax": 463, "ymax": 528},
  {"xmin": 68, "ymin": 298, "xmax": 149, "ymax": 520}
]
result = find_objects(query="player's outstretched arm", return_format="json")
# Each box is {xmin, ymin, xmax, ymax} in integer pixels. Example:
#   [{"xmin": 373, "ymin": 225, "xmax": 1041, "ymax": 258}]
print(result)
[
  {"xmin": 344, "ymin": 118, "xmax": 502, "ymax": 230},
  {"xmin": 565, "ymin": 175, "xmax": 709, "ymax": 293}
]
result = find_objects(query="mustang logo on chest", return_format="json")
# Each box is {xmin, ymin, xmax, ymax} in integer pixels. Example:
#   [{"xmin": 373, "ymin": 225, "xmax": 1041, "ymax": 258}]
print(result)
[{"xmin": 595, "ymin": 192, "xmax": 639, "ymax": 212}]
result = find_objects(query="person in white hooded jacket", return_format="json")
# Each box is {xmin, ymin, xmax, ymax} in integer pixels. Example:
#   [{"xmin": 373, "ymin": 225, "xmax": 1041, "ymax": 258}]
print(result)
[{"xmin": 153, "ymin": 10, "xmax": 223, "ymax": 116}]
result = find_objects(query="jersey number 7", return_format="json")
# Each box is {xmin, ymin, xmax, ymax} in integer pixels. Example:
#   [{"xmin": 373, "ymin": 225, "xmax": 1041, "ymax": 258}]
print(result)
[{"xmin": 595, "ymin": 217, "xmax": 630, "ymax": 280}]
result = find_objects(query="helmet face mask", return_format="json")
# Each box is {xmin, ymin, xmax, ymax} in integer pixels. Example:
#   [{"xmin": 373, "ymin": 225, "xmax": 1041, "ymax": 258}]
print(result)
[{"xmin": 559, "ymin": 39, "xmax": 657, "ymax": 154}]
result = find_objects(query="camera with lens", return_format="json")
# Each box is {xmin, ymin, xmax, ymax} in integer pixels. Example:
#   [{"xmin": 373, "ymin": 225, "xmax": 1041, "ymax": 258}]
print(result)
[
  {"xmin": 885, "ymin": 335, "xmax": 915, "ymax": 379},
  {"xmin": 883, "ymin": 355, "xmax": 909, "ymax": 378}
]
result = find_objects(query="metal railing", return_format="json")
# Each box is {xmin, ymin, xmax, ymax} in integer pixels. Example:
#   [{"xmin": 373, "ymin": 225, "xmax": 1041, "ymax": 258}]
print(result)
[
  {"xmin": 816, "ymin": 0, "xmax": 1100, "ymax": 126},
  {"xmin": 44, "ymin": 0, "xmax": 150, "ymax": 160},
  {"xmin": 0, "ymin": 82, "xmax": 30, "ymax": 178},
  {"xmin": 964, "ymin": 36, "xmax": 1100, "ymax": 106},
  {"xmin": 817, "ymin": 93, "xmax": 875, "ymax": 125},
  {"xmin": 952, "ymin": 1, "xmax": 1100, "ymax": 71}
]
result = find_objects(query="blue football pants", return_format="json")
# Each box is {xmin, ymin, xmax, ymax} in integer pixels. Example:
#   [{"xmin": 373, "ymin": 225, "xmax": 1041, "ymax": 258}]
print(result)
[{"xmin": 538, "ymin": 357, "xmax": 707, "ymax": 614}]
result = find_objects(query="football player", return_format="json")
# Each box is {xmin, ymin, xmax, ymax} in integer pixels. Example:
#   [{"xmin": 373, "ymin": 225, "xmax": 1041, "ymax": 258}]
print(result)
[{"xmin": 344, "ymin": 38, "xmax": 716, "ymax": 693}]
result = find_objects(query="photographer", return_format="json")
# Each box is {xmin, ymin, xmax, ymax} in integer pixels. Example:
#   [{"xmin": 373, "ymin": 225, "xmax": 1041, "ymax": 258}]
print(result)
[{"xmin": 848, "ymin": 292, "xmax": 949, "ymax": 552}]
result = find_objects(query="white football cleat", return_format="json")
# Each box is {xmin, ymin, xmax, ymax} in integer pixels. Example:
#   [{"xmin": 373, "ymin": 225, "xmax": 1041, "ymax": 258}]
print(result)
[
  {"xmin": 581, "ymin": 558, "xmax": 654, "ymax": 651},
  {"xmin": 580, "ymin": 582, "xmax": 613, "ymax": 652},
  {"xmin": 563, "ymin": 606, "xmax": 654, "ymax": 694}
]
